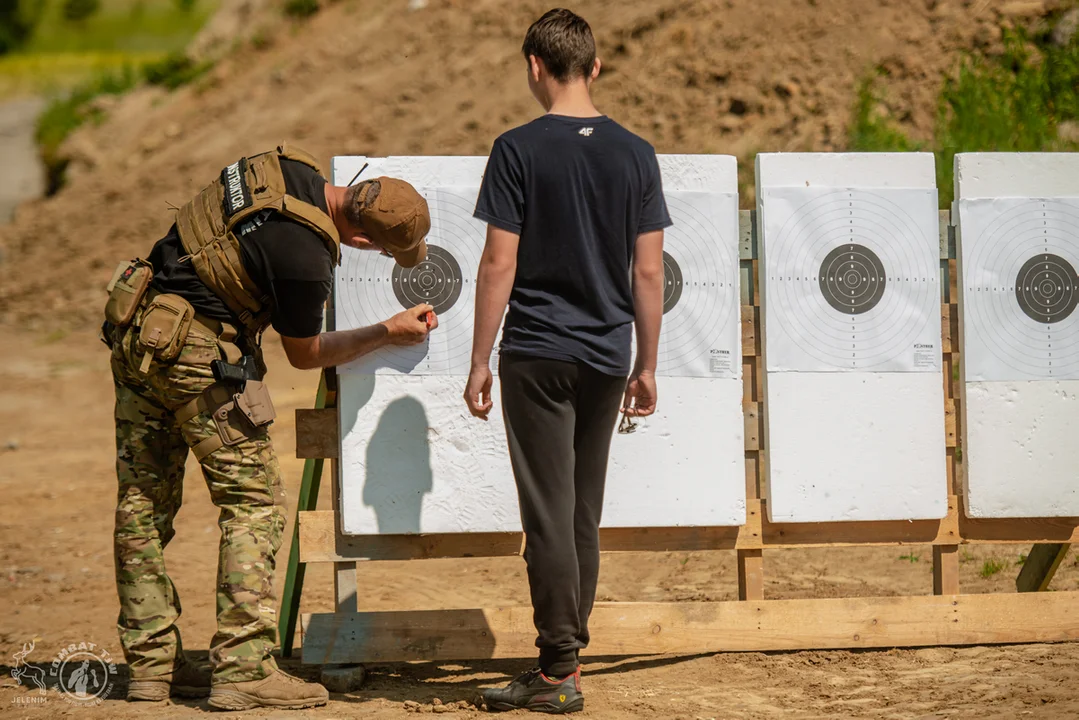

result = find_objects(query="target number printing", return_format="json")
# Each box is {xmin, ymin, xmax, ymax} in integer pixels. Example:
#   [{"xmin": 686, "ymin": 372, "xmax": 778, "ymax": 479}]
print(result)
[
  {"xmin": 762, "ymin": 186, "xmax": 941, "ymax": 373},
  {"xmin": 335, "ymin": 187, "xmax": 484, "ymax": 375},
  {"xmin": 651, "ymin": 191, "xmax": 740, "ymax": 378},
  {"xmin": 958, "ymin": 197, "xmax": 1079, "ymax": 381}
]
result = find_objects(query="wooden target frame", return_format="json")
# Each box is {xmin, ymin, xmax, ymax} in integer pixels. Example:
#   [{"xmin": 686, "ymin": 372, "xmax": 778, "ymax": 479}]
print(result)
[{"xmin": 280, "ymin": 210, "xmax": 1077, "ymax": 665}]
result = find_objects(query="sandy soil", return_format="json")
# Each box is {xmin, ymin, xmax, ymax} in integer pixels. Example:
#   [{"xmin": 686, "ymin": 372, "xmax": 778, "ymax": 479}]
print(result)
[{"xmin": 0, "ymin": 328, "xmax": 1077, "ymax": 719}]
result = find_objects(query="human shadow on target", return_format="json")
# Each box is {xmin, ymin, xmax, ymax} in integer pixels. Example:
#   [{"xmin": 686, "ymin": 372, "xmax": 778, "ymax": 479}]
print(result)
[{"xmin": 341, "ymin": 376, "xmax": 433, "ymax": 534}]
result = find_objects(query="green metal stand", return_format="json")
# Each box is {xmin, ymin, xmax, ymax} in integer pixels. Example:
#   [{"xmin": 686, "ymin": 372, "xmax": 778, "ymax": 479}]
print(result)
[{"xmin": 279, "ymin": 372, "xmax": 330, "ymax": 658}]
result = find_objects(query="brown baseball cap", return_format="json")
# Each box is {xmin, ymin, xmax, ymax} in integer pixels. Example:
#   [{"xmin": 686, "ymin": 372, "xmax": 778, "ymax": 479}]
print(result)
[{"xmin": 356, "ymin": 177, "xmax": 430, "ymax": 267}]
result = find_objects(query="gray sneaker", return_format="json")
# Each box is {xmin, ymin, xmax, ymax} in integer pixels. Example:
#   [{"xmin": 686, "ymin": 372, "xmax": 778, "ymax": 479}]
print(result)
[{"xmin": 483, "ymin": 667, "xmax": 583, "ymax": 714}]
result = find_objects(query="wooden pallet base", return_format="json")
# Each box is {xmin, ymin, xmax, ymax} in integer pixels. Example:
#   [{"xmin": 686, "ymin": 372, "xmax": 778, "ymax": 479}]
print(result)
[{"xmin": 301, "ymin": 591, "xmax": 1079, "ymax": 664}]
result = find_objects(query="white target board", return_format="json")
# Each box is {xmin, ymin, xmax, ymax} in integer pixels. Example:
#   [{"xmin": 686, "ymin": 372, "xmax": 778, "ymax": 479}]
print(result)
[
  {"xmin": 956, "ymin": 152, "xmax": 1079, "ymax": 518},
  {"xmin": 758, "ymin": 153, "xmax": 948, "ymax": 523},
  {"xmin": 333, "ymin": 154, "xmax": 746, "ymax": 535}
]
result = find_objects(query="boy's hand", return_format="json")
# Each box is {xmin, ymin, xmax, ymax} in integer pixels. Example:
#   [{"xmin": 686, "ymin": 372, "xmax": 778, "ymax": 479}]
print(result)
[
  {"xmin": 383, "ymin": 304, "xmax": 437, "ymax": 346},
  {"xmin": 464, "ymin": 365, "xmax": 494, "ymax": 420},
  {"xmin": 622, "ymin": 369, "xmax": 657, "ymax": 417}
]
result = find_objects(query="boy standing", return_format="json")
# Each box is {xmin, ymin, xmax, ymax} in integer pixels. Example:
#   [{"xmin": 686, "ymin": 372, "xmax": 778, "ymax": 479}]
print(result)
[{"xmin": 464, "ymin": 8, "xmax": 670, "ymax": 714}]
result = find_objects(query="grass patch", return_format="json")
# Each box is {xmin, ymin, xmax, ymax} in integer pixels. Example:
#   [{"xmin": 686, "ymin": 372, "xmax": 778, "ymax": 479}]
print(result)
[
  {"xmin": 143, "ymin": 50, "xmax": 212, "ymax": 89},
  {"xmin": 35, "ymin": 64, "xmax": 138, "ymax": 193},
  {"xmin": 979, "ymin": 557, "xmax": 1007, "ymax": 579},
  {"xmin": 898, "ymin": 552, "xmax": 920, "ymax": 564},
  {"xmin": 284, "ymin": 0, "xmax": 320, "ymax": 18},
  {"xmin": 849, "ymin": 27, "xmax": 1079, "ymax": 207},
  {"xmin": 849, "ymin": 73, "xmax": 922, "ymax": 153},
  {"xmin": 23, "ymin": 0, "xmax": 217, "ymax": 55}
]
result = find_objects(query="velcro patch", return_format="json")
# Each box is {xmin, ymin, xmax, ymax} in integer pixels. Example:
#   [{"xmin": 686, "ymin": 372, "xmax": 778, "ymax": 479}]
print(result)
[{"xmin": 221, "ymin": 158, "xmax": 253, "ymax": 217}]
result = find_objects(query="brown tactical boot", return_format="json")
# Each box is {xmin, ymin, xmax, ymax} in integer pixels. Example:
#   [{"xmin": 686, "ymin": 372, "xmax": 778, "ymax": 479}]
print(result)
[
  {"xmin": 208, "ymin": 668, "xmax": 329, "ymax": 711},
  {"xmin": 127, "ymin": 660, "xmax": 212, "ymax": 701}
]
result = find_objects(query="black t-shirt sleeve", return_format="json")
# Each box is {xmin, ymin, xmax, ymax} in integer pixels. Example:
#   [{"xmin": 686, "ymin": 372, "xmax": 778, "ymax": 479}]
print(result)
[
  {"xmin": 474, "ymin": 136, "xmax": 525, "ymax": 234},
  {"xmin": 638, "ymin": 151, "xmax": 673, "ymax": 234},
  {"xmin": 270, "ymin": 279, "xmax": 331, "ymax": 338}
]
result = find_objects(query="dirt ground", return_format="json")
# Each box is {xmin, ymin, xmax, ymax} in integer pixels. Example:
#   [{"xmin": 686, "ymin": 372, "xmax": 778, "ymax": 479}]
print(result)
[{"xmin": 0, "ymin": 328, "xmax": 1077, "ymax": 719}]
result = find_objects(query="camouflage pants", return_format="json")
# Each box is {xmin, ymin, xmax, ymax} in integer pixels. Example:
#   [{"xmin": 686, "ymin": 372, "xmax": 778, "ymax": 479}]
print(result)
[{"xmin": 110, "ymin": 323, "xmax": 285, "ymax": 683}]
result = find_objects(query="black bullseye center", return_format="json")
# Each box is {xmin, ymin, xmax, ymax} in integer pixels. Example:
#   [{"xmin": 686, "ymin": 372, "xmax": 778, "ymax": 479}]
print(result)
[
  {"xmin": 819, "ymin": 243, "xmax": 887, "ymax": 315},
  {"xmin": 392, "ymin": 244, "xmax": 463, "ymax": 316},
  {"xmin": 662, "ymin": 251, "xmax": 683, "ymax": 315},
  {"xmin": 1015, "ymin": 253, "xmax": 1078, "ymax": 324}
]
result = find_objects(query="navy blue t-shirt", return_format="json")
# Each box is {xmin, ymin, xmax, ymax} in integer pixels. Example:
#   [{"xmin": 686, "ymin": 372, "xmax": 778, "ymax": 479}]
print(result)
[{"xmin": 474, "ymin": 115, "xmax": 671, "ymax": 376}]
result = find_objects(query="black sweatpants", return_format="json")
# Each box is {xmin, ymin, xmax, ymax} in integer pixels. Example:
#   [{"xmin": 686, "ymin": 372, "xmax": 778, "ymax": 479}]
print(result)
[{"xmin": 499, "ymin": 354, "xmax": 627, "ymax": 678}]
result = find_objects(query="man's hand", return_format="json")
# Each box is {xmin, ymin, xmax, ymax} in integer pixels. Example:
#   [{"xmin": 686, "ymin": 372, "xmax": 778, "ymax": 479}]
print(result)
[
  {"xmin": 382, "ymin": 304, "xmax": 437, "ymax": 346},
  {"xmin": 622, "ymin": 369, "xmax": 657, "ymax": 417},
  {"xmin": 464, "ymin": 364, "xmax": 494, "ymax": 420}
]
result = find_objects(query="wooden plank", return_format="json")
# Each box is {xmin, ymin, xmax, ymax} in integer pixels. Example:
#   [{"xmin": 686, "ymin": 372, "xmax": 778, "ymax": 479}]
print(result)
[
  {"xmin": 301, "ymin": 591, "xmax": 1079, "ymax": 664},
  {"xmin": 939, "ymin": 210, "xmax": 953, "ymax": 261},
  {"xmin": 933, "ymin": 545, "xmax": 960, "ymax": 595},
  {"xmin": 739, "ymin": 209, "xmax": 756, "ymax": 260},
  {"xmin": 741, "ymin": 305, "xmax": 758, "ymax": 356},
  {"xmin": 1017, "ymin": 544, "xmax": 1072, "ymax": 592},
  {"xmin": 960, "ymin": 516, "xmax": 1079, "ymax": 544},
  {"xmin": 743, "ymin": 402, "xmax": 760, "ymax": 451},
  {"xmin": 299, "ymin": 511, "xmax": 743, "ymax": 561},
  {"xmin": 296, "ymin": 408, "xmax": 339, "ymax": 459},
  {"xmin": 941, "ymin": 305, "xmax": 952, "ymax": 353},
  {"xmin": 945, "ymin": 400, "xmax": 957, "ymax": 448},
  {"xmin": 737, "ymin": 549, "xmax": 764, "ymax": 600}
]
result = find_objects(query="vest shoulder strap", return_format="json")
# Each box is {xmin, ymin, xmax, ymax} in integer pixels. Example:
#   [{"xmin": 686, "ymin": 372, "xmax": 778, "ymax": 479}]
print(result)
[
  {"xmin": 280, "ymin": 195, "xmax": 341, "ymax": 265},
  {"xmin": 276, "ymin": 142, "xmax": 323, "ymax": 175}
]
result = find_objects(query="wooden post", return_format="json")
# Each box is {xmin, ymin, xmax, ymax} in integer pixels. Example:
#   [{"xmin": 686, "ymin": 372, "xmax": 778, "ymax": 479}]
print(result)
[
  {"xmin": 933, "ymin": 545, "xmax": 960, "ymax": 596},
  {"xmin": 279, "ymin": 372, "xmax": 330, "ymax": 658},
  {"xmin": 1017, "ymin": 544, "xmax": 1072, "ymax": 592},
  {"xmin": 738, "ymin": 549, "xmax": 764, "ymax": 600}
]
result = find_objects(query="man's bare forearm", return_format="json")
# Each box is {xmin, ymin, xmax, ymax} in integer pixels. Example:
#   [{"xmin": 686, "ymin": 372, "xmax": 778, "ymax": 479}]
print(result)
[
  {"xmin": 632, "ymin": 270, "xmax": 663, "ymax": 373},
  {"xmin": 632, "ymin": 230, "xmax": 665, "ymax": 374},
  {"xmin": 471, "ymin": 259, "xmax": 515, "ymax": 368},
  {"xmin": 302, "ymin": 324, "xmax": 391, "ymax": 369}
]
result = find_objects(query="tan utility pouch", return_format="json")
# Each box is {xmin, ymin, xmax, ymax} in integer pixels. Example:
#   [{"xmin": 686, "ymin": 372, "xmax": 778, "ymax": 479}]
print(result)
[
  {"xmin": 187, "ymin": 382, "xmax": 276, "ymax": 460},
  {"xmin": 104, "ymin": 259, "xmax": 153, "ymax": 327},
  {"xmin": 136, "ymin": 293, "xmax": 194, "ymax": 373}
]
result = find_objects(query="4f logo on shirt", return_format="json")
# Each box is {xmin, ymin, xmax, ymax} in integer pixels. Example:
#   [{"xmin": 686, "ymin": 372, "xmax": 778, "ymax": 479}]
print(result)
[{"xmin": 578, "ymin": 127, "xmax": 594, "ymax": 137}]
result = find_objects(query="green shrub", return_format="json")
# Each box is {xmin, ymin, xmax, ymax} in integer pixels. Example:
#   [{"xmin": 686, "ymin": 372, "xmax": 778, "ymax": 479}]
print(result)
[
  {"xmin": 62, "ymin": 0, "xmax": 101, "ymax": 24},
  {"xmin": 143, "ymin": 51, "xmax": 212, "ymax": 89},
  {"xmin": 284, "ymin": 0, "xmax": 320, "ymax": 18},
  {"xmin": 850, "ymin": 29, "xmax": 1079, "ymax": 208},
  {"xmin": 174, "ymin": 0, "xmax": 198, "ymax": 12}
]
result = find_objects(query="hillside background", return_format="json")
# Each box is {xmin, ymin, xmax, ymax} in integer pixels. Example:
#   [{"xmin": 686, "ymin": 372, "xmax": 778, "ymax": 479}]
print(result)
[{"xmin": 0, "ymin": 0, "xmax": 1077, "ymax": 331}]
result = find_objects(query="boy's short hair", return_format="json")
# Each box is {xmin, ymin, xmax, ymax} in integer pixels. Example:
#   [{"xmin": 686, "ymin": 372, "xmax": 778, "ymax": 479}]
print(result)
[{"xmin": 521, "ymin": 8, "xmax": 596, "ymax": 82}]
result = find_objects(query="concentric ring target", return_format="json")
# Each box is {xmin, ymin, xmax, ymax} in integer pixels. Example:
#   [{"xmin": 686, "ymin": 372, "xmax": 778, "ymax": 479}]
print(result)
[
  {"xmin": 653, "ymin": 192, "xmax": 740, "ymax": 377},
  {"xmin": 764, "ymin": 187, "xmax": 939, "ymax": 371},
  {"xmin": 391, "ymin": 244, "xmax": 463, "ymax": 316},
  {"xmin": 960, "ymin": 197, "xmax": 1079, "ymax": 380},
  {"xmin": 818, "ymin": 243, "xmax": 887, "ymax": 314},
  {"xmin": 335, "ymin": 188, "xmax": 486, "ymax": 375},
  {"xmin": 662, "ymin": 251, "xmax": 683, "ymax": 314},
  {"xmin": 1014, "ymin": 253, "xmax": 1078, "ymax": 324}
]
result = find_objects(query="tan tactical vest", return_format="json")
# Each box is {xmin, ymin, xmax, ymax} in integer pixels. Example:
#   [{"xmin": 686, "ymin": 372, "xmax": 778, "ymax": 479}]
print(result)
[{"xmin": 175, "ymin": 143, "xmax": 340, "ymax": 339}]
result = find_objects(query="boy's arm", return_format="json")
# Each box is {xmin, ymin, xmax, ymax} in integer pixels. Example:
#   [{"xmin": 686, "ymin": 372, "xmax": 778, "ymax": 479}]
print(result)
[
  {"xmin": 464, "ymin": 224, "xmax": 519, "ymax": 419},
  {"xmin": 624, "ymin": 229, "xmax": 665, "ymax": 416}
]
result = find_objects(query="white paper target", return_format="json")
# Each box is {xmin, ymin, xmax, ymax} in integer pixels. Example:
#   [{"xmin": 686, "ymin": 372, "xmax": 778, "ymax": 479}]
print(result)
[
  {"xmin": 762, "ymin": 186, "xmax": 941, "ymax": 373},
  {"xmin": 335, "ymin": 187, "xmax": 486, "ymax": 375},
  {"xmin": 654, "ymin": 191, "xmax": 740, "ymax": 378},
  {"xmin": 958, "ymin": 197, "xmax": 1079, "ymax": 381}
]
